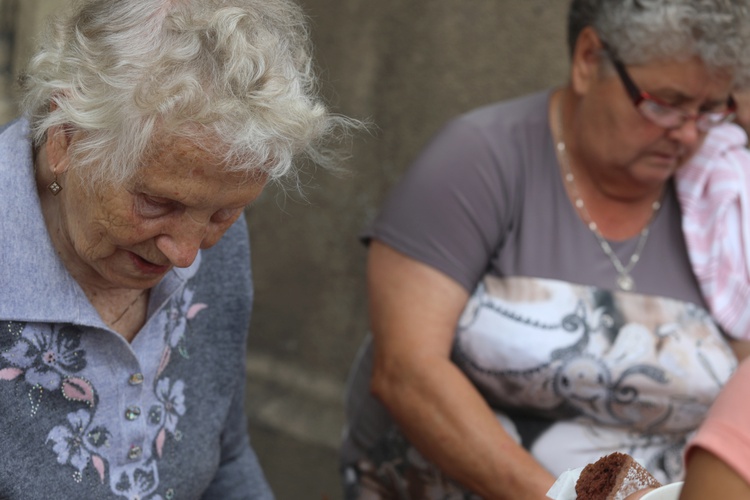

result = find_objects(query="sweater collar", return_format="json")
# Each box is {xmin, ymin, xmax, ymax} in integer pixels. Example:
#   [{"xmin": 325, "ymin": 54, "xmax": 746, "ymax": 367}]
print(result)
[{"xmin": 0, "ymin": 119, "xmax": 200, "ymax": 327}]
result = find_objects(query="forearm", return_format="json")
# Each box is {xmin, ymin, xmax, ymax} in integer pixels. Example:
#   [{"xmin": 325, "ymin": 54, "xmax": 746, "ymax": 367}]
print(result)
[
  {"xmin": 367, "ymin": 242, "xmax": 554, "ymax": 498},
  {"xmin": 372, "ymin": 354, "xmax": 555, "ymax": 499},
  {"xmin": 680, "ymin": 448, "xmax": 750, "ymax": 500}
]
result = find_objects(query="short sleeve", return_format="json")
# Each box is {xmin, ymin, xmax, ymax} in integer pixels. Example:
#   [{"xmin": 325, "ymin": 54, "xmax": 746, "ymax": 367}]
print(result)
[
  {"xmin": 366, "ymin": 115, "xmax": 516, "ymax": 292},
  {"xmin": 685, "ymin": 358, "xmax": 750, "ymax": 486}
]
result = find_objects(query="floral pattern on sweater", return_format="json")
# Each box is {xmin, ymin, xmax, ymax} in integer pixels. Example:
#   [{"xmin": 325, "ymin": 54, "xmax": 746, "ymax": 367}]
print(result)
[{"xmin": 0, "ymin": 284, "xmax": 206, "ymax": 499}]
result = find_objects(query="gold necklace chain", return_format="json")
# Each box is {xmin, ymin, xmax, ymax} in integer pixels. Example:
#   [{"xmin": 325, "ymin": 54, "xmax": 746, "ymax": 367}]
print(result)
[
  {"xmin": 109, "ymin": 291, "xmax": 146, "ymax": 327},
  {"xmin": 554, "ymin": 97, "xmax": 661, "ymax": 292}
]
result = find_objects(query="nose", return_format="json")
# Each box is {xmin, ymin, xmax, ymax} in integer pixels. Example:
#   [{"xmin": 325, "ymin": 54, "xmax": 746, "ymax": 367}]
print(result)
[
  {"xmin": 155, "ymin": 217, "xmax": 210, "ymax": 268},
  {"xmin": 667, "ymin": 117, "xmax": 701, "ymax": 150}
]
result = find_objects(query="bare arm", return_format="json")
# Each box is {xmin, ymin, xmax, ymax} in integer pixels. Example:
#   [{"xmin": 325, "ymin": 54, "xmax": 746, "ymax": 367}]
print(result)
[
  {"xmin": 677, "ymin": 447, "xmax": 750, "ymax": 500},
  {"xmin": 627, "ymin": 358, "xmax": 750, "ymax": 500},
  {"xmin": 604, "ymin": 449, "xmax": 750, "ymax": 500},
  {"xmin": 614, "ymin": 448, "xmax": 750, "ymax": 500},
  {"xmin": 680, "ymin": 357, "xmax": 750, "ymax": 499},
  {"xmin": 730, "ymin": 339, "xmax": 750, "ymax": 362},
  {"xmin": 367, "ymin": 241, "xmax": 555, "ymax": 499}
]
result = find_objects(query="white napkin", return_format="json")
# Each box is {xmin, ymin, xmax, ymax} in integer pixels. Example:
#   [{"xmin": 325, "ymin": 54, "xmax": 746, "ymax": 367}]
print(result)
[
  {"xmin": 546, "ymin": 466, "xmax": 585, "ymax": 500},
  {"xmin": 546, "ymin": 457, "xmax": 656, "ymax": 499}
]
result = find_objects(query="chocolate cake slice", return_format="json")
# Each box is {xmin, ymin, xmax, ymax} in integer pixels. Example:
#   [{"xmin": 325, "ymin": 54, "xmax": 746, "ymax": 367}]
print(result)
[{"xmin": 575, "ymin": 452, "xmax": 661, "ymax": 500}]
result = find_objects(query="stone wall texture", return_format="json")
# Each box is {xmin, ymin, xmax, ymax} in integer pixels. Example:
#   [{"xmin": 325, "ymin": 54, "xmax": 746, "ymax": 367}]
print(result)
[
  {"xmin": 253, "ymin": 0, "xmax": 569, "ymax": 379},
  {"xmin": 2, "ymin": 1, "xmax": 570, "ymax": 497}
]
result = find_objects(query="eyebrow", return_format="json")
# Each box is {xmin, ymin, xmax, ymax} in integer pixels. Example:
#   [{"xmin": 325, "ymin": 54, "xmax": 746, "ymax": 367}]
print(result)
[{"xmin": 647, "ymin": 86, "xmax": 730, "ymax": 109}]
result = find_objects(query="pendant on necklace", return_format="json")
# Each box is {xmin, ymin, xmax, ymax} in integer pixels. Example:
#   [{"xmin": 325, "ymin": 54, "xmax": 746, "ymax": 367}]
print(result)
[{"xmin": 617, "ymin": 274, "xmax": 635, "ymax": 292}]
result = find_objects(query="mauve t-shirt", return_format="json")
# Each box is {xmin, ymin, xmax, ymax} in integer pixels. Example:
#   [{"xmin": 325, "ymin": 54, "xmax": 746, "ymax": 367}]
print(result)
[
  {"xmin": 366, "ymin": 90, "xmax": 705, "ymax": 301},
  {"xmin": 341, "ymin": 91, "xmax": 737, "ymax": 494}
]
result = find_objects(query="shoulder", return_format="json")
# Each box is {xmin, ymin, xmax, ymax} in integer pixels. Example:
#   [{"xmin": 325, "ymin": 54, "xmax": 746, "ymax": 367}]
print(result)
[
  {"xmin": 0, "ymin": 118, "xmax": 31, "ymax": 176},
  {"xmin": 462, "ymin": 90, "xmax": 550, "ymax": 124},
  {"xmin": 0, "ymin": 119, "xmax": 34, "ymax": 205},
  {"xmin": 0, "ymin": 118, "xmax": 30, "ymax": 153},
  {"xmin": 203, "ymin": 214, "xmax": 251, "ymax": 267},
  {"xmin": 183, "ymin": 215, "xmax": 253, "ymax": 348},
  {"xmin": 386, "ymin": 90, "xmax": 554, "ymax": 223},
  {"xmin": 0, "ymin": 119, "xmax": 16, "ymax": 136},
  {"xmin": 419, "ymin": 90, "xmax": 552, "ymax": 183},
  {"xmin": 454, "ymin": 90, "xmax": 551, "ymax": 142},
  {"xmin": 192, "ymin": 214, "xmax": 252, "ymax": 300},
  {"xmin": 411, "ymin": 90, "xmax": 552, "ymax": 173}
]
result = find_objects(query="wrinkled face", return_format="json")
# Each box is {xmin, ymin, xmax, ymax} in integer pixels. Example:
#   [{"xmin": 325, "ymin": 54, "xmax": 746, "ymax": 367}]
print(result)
[
  {"xmin": 575, "ymin": 52, "xmax": 734, "ymax": 190},
  {"xmin": 51, "ymin": 134, "xmax": 267, "ymax": 291}
]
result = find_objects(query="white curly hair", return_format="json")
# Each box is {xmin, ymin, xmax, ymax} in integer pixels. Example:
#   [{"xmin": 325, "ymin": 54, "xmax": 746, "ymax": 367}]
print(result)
[{"xmin": 20, "ymin": 0, "xmax": 359, "ymax": 188}]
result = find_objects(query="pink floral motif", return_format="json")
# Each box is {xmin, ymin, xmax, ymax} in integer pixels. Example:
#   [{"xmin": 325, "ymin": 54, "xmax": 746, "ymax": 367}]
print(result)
[
  {"xmin": 62, "ymin": 377, "xmax": 95, "ymax": 407},
  {"xmin": 0, "ymin": 282, "xmax": 202, "ymax": 496},
  {"xmin": 186, "ymin": 303, "xmax": 207, "ymax": 319},
  {"xmin": 156, "ymin": 428, "xmax": 166, "ymax": 458},
  {"xmin": 1, "ymin": 324, "xmax": 86, "ymax": 390},
  {"xmin": 91, "ymin": 454, "xmax": 105, "ymax": 483},
  {"xmin": 157, "ymin": 347, "xmax": 171, "ymax": 377},
  {"xmin": 0, "ymin": 367, "xmax": 22, "ymax": 380}
]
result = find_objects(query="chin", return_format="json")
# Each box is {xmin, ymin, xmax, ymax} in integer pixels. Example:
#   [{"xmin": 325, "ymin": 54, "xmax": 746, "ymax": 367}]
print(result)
[
  {"xmin": 96, "ymin": 260, "xmax": 167, "ymax": 290},
  {"xmin": 636, "ymin": 162, "xmax": 677, "ymax": 186}
]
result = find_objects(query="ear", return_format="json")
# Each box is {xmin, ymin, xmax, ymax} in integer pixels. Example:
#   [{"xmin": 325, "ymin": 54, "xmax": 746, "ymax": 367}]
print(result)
[
  {"xmin": 44, "ymin": 124, "xmax": 74, "ymax": 176},
  {"xmin": 570, "ymin": 26, "xmax": 606, "ymax": 96},
  {"xmin": 43, "ymin": 99, "xmax": 76, "ymax": 175}
]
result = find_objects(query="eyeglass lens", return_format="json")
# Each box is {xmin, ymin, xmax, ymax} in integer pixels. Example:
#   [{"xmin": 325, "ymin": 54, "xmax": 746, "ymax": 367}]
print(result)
[{"xmin": 637, "ymin": 100, "xmax": 734, "ymax": 131}]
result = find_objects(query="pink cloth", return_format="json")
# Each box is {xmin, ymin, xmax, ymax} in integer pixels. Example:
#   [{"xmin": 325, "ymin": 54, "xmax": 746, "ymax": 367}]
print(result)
[
  {"xmin": 675, "ymin": 123, "xmax": 750, "ymax": 340},
  {"xmin": 686, "ymin": 358, "xmax": 750, "ymax": 485}
]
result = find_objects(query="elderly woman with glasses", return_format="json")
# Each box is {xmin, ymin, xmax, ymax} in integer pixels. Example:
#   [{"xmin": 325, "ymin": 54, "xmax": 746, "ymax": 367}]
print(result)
[
  {"xmin": 339, "ymin": 1, "xmax": 750, "ymax": 499},
  {"xmin": 0, "ymin": 0, "xmax": 358, "ymax": 498}
]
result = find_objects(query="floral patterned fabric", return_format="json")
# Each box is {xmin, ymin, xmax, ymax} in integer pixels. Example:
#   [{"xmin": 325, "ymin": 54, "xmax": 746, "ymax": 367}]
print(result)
[
  {"xmin": 455, "ymin": 277, "xmax": 735, "ymax": 481},
  {"xmin": 0, "ymin": 119, "xmax": 273, "ymax": 500},
  {"xmin": 342, "ymin": 277, "xmax": 736, "ymax": 499}
]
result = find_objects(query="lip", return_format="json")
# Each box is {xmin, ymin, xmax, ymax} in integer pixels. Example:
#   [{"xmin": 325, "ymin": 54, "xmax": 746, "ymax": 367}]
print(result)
[
  {"xmin": 128, "ymin": 252, "xmax": 170, "ymax": 275},
  {"xmin": 648, "ymin": 151, "xmax": 681, "ymax": 166}
]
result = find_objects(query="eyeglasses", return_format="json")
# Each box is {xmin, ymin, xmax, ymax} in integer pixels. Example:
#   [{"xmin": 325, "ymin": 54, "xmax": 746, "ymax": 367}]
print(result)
[{"xmin": 605, "ymin": 50, "xmax": 736, "ymax": 132}]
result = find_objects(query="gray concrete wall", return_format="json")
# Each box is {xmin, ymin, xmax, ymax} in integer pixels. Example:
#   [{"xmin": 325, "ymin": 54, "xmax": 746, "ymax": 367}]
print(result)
[
  {"xmin": 255, "ymin": 0, "xmax": 569, "ymax": 380},
  {"xmin": 0, "ymin": 0, "xmax": 17, "ymax": 121},
  {"xmin": 1, "ymin": 1, "xmax": 569, "ymax": 497}
]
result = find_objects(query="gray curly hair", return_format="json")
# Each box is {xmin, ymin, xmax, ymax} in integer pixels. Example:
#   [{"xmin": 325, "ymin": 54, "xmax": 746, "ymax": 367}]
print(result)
[
  {"xmin": 567, "ymin": 0, "xmax": 750, "ymax": 88},
  {"xmin": 20, "ymin": 0, "xmax": 359, "ymax": 188}
]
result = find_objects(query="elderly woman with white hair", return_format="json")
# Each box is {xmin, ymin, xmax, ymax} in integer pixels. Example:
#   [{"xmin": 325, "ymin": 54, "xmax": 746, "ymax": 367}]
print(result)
[
  {"xmin": 340, "ymin": 0, "xmax": 750, "ymax": 499},
  {"xmin": 0, "ymin": 0, "xmax": 356, "ymax": 498}
]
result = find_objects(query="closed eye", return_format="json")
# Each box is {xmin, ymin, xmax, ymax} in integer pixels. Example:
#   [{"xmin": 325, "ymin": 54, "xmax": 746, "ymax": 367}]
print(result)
[
  {"xmin": 211, "ymin": 207, "xmax": 244, "ymax": 224},
  {"xmin": 135, "ymin": 195, "xmax": 180, "ymax": 218},
  {"xmin": 699, "ymin": 101, "xmax": 731, "ymax": 114}
]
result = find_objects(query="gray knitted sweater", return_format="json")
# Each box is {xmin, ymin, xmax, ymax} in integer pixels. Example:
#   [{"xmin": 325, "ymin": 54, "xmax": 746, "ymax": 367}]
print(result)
[{"xmin": 0, "ymin": 119, "xmax": 274, "ymax": 499}]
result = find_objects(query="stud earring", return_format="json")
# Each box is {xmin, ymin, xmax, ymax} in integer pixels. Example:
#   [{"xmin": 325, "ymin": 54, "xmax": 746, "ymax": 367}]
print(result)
[{"xmin": 48, "ymin": 175, "xmax": 62, "ymax": 195}]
